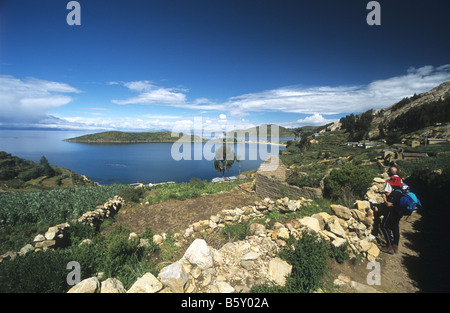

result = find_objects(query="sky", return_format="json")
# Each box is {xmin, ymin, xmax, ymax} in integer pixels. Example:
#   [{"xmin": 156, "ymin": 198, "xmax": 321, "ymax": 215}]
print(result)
[{"xmin": 0, "ymin": 0, "xmax": 450, "ymax": 133}]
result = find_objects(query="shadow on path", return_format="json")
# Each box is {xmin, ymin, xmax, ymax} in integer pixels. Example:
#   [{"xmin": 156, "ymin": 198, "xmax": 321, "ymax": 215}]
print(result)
[{"xmin": 401, "ymin": 176, "xmax": 450, "ymax": 292}]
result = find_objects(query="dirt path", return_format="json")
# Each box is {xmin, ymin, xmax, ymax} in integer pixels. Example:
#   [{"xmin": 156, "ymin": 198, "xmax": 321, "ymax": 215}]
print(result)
[
  {"xmin": 329, "ymin": 211, "xmax": 422, "ymax": 293},
  {"xmin": 102, "ymin": 191, "xmax": 258, "ymax": 236}
]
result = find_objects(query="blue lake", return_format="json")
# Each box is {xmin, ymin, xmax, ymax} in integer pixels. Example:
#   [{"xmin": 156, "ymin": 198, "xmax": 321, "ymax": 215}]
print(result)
[{"xmin": 0, "ymin": 130, "xmax": 288, "ymax": 185}]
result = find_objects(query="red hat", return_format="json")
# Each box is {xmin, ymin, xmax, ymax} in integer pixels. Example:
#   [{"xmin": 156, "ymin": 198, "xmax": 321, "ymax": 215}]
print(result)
[{"xmin": 387, "ymin": 175, "xmax": 403, "ymax": 187}]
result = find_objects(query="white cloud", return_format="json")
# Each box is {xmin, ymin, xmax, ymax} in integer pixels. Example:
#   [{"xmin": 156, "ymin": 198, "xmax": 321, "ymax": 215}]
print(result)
[
  {"xmin": 222, "ymin": 64, "xmax": 450, "ymax": 117},
  {"xmin": 111, "ymin": 80, "xmax": 225, "ymax": 111},
  {"xmin": 281, "ymin": 113, "xmax": 337, "ymax": 129},
  {"xmin": 112, "ymin": 81, "xmax": 188, "ymax": 105},
  {"xmin": 0, "ymin": 75, "xmax": 81, "ymax": 123},
  {"xmin": 219, "ymin": 114, "xmax": 227, "ymax": 120},
  {"xmin": 110, "ymin": 65, "xmax": 450, "ymax": 120}
]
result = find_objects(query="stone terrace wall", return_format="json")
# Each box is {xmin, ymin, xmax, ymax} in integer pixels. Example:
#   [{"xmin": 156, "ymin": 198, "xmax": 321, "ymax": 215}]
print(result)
[{"xmin": 255, "ymin": 156, "xmax": 322, "ymax": 199}]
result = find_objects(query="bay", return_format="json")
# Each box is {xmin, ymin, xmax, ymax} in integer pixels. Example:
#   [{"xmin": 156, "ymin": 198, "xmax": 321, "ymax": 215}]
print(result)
[{"xmin": 0, "ymin": 130, "xmax": 287, "ymax": 185}]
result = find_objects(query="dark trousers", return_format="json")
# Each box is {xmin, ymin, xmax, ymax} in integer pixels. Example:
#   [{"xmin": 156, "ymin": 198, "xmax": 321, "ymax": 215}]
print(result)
[{"xmin": 381, "ymin": 207, "xmax": 402, "ymax": 246}]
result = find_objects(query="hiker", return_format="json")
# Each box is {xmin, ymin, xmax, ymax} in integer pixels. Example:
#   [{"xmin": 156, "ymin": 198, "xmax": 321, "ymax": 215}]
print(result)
[
  {"xmin": 382, "ymin": 166, "xmax": 404, "ymax": 196},
  {"xmin": 379, "ymin": 166, "xmax": 404, "ymax": 254}
]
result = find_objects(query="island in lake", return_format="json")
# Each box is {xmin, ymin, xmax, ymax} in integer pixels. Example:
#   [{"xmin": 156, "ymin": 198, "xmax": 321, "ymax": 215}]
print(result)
[{"xmin": 64, "ymin": 131, "xmax": 205, "ymax": 143}]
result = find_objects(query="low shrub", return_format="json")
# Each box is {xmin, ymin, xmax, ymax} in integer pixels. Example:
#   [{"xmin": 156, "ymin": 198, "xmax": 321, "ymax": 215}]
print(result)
[
  {"xmin": 323, "ymin": 163, "xmax": 373, "ymax": 202},
  {"xmin": 221, "ymin": 222, "xmax": 250, "ymax": 242},
  {"xmin": 251, "ymin": 230, "xmax": 329, "ymax": 293},
  {"xmin": 0, "ymin": 249, "xmax": 73, "ymax": 293},
  {"xmin": 329, "ymin": 241, "xmax": 351, "ymax": 264},
  {"xmin": 119, "ymin": 187, "xmax": 145, "ymax": 203},
  {"xmin": 140, "ymin": 227, "xmax": 160, "ymax": 253}
]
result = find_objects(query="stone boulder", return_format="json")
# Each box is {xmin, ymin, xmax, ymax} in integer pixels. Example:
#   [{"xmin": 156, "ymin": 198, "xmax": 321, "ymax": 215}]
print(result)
[
  {"xmin": 67, "ymin": 277, "xmax": 100, "ymax": 293},
  {"xmin": 182, "ymin": 239, "xmax": 214, "ymax": 270},
  {"xmin": 19, "ymin": 244, "xmax": 34, "ymax": 256},
  {"xmin": 268, "ymin": 257, "xmax": 292, "ymax": 287},
  {"xmin": 326, "ymin": 217, "xmax": 347, "ymax": 238},
  {"xmin": 158, "ymin": 261, "xmax": 189, "ymax": 293},
  {"xmin": 127, "ymin": 272, "xmax": 163, "ymax": 293},
  {"xmin": 330, "ymin": 205, "xmax": 352, "ymax": 220},
  {"xmin": 250, "ymin": 223, "xmax": 266, "ymax": 236},
  {"xmin": 298, "ymin": 216, "xmax": 321, "ymax": 233},
  {"xmin": 100, "ymin": 278, "xmax": 126, "ymax": 293}
]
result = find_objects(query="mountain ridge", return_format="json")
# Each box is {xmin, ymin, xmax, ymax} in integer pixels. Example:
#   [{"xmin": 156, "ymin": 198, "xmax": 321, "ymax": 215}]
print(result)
[{"xmin": 322, "ymin": 81, "xmax": 450, "ymax": 141}]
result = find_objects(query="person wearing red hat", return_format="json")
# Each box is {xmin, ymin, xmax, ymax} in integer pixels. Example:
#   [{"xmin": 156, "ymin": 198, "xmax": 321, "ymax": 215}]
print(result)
[{"xmin": 380, "ymin": 167, "xmax": 404, "ymax": 254}]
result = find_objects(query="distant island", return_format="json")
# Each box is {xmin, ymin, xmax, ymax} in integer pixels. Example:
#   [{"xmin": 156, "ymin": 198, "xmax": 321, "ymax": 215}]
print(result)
[
  {"xmin": 64, "ymin": 131, "xmax": 205, "ymax": 143},
  {"xmin": 63, "ymin": 125, "xmax": 301, "ymax": 144},
  {"xmin": 226, "ymin": 124, "xmax": 299, "ymax": 138}
]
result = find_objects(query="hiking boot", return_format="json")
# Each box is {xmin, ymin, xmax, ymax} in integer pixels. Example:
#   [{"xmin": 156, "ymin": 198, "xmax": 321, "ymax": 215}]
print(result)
[
  {"xmin": 392, "ymin": 244, "xmax": 399, "ymax": 254},
  {"xmin": 380, "ymin": 245, "xmax": 395, "ymax": 255}
]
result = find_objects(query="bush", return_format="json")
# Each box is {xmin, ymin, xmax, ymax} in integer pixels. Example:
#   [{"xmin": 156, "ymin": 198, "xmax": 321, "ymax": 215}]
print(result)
[
  {"xmin": 286, "ymin": 170, "xmax": 323, "ymax": 188},
  {"xmin": 119, "ymin": 187, "xmax": 145, "ymax": 203},
  {"xmin": 251, "ymin": 231, "xmax": 329, "ymax": 293},
  {"xmin": 329, "ymin": 241, "xmax": 351, "ymax": 264},
  {"xmin": 221, "ymin": 222, "xmax": 250, "ymax": 241},
  {"xmin": 0, "ymin": 249, "xmax": 73, "ymax": 293},
  {"xmin": 281, "ymin": 231, "xmax": 329, "ymax": 292},
  {"xmin": 68, "ymin": 221, "xmax": 97, "ymax": 246},
  {"xmin": 324, "ymin": 164, "xmax": 373, "ymax": 202},
  {"xmin": 140, "ymin": 227, "xmax": 160, "ymax": 253},
  {"xmin": 189, "ymin": 177, "xmax": 206, "ymax": 189}
]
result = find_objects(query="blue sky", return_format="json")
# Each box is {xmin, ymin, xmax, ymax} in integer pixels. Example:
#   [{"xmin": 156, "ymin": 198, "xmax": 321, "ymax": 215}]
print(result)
[{"xmin": 1, "ymin": 0, "xmax": 450, "ymax": 132}]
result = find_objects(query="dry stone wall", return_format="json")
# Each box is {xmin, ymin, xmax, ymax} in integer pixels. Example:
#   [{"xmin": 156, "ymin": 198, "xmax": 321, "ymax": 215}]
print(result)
[{"xmin": 254, "ymin": 156, "xmax": 322, "ymax": 199}]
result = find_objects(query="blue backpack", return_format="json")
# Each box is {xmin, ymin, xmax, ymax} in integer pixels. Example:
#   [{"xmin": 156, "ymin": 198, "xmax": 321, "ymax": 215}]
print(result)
[{"xmin": 393, "ymin": 188, "xmax": 422, "ymax": 217}]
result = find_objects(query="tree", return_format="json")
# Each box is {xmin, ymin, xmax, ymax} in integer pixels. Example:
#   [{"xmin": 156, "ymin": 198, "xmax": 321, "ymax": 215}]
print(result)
[
  {"xmin": 214, "ymin": 145, "xmax": 235, "ymax": 178},
  {"xmin": 293, "ymin": 128, "xmax": 302, "ymax": 140},
  {"xmin": 296, "ymin": 134, "xmax": 310, "ymax": 152},
  {"xmin": 236, "ymin": 154, "xmax": 243, "ymax": 175},
  {"xmin": 40, "ymin": 156, "xmax": 55, "ymax": 177}
]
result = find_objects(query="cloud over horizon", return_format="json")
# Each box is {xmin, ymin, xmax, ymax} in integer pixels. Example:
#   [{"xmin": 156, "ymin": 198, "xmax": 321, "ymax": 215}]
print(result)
[
  {"xmin": 0, "ymin": 75, "xmax": 81, "ymax": 123},
  {"xmin": 1, "ymin": 64, "xmax": 449, "ymax": 131}
]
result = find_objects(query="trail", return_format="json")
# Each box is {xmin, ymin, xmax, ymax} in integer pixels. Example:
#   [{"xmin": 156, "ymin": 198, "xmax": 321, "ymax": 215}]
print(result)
[{"xmin": 331, "ymin": 211, "xmax": 422, "ymax": 293}]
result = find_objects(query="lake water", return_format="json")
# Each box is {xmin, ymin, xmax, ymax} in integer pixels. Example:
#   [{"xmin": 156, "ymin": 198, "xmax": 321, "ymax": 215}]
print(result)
[{"xmin": 0, "ymin": 130, "xmax": 288, "ymax": 185}]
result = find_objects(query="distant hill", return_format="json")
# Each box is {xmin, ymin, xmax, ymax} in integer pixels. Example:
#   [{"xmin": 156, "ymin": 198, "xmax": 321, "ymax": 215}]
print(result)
[
  {"xmin": 64, "ymin": 131, "xmax": 205, "ymax": 143},
  {"xmin": 0, "ymin": 152, "xmax": 95, "ymax": 192}
]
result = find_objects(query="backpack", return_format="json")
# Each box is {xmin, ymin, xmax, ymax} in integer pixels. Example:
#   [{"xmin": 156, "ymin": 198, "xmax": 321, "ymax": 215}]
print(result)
[{"xmin": 393, "ymin": 188, "xmax": 422, "ymax": 217}]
